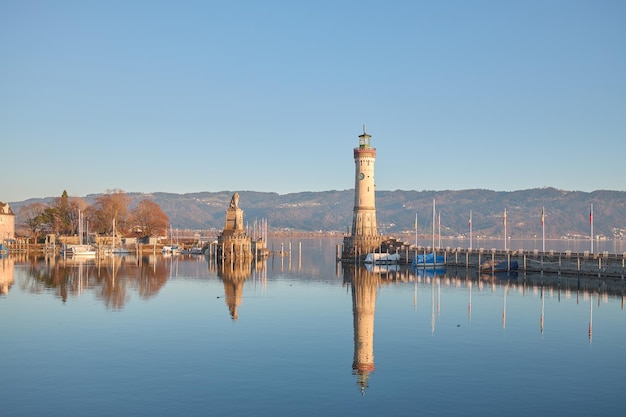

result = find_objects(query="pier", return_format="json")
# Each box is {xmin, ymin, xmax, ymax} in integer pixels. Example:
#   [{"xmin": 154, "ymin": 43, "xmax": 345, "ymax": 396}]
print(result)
[{"xmin": 340, "ymin": 242, "xmax": 626, "ymax": 279}]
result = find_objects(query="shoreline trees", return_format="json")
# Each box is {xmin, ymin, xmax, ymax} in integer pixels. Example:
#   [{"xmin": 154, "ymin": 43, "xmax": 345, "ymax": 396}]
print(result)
[{"xmin": 17, "ymin": 190, "xmax": 169, "ymax": 242}]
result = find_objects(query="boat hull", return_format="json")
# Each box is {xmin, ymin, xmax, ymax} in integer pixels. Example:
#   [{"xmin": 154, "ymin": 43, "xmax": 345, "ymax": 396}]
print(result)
[
  {"xmin": 364, "ymin": 253, "xmax": 400, "ymax": 264},
  {"xmin": 412, "ymin": 253, "xmax": 445, "ymax": 268},
  {"xmin": 480, "ymin": 260, "xmax": 519, "ymax": 273}
]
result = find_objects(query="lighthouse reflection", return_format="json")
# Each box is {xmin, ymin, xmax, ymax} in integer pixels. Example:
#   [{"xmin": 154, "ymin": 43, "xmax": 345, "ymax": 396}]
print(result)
[{"xmin": 344, "ymin": 264, "xmax": 395, "ymax": 395}]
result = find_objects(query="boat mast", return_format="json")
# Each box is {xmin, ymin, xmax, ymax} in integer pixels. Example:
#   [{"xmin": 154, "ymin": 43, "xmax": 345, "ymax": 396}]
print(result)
[
  {"xmin": 78, "ymin": 209, "xmax": 83, "ymax": 245},
  {"xmin": 590, "ymin": 203, "xmax": 594, "ymax": 254},
  {"xmin": 438, "ymin": 211, "xmax": 441, "ymax": 249},
  {"xmin": 414, "ymin": 212, "xmax": 418, "ymax": 247},
  {"xmin": 432, "ymin": 199, "xmax": 435, "ymax": 250},
  {"xmin": 469, "ymin": 210, "xmax": 473, "ymax": 250}
]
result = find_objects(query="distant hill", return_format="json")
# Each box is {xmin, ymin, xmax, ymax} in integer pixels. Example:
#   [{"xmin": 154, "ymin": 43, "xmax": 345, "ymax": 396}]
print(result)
[{"xmin": 8, "ymin": 188, "xmax": 626, "ymax": 239}]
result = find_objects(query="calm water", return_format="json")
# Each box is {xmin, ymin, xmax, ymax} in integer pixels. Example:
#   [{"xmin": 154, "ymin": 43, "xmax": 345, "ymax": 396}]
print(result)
[{"xmin": 1, "ymin": 238, "xmax": 625, "ymax": 417}]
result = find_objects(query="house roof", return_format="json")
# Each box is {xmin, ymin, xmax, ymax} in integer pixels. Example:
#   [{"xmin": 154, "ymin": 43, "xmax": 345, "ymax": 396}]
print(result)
[{"xmin": 0, "ymin": 202, "xmax": 15, "ymax": 215}]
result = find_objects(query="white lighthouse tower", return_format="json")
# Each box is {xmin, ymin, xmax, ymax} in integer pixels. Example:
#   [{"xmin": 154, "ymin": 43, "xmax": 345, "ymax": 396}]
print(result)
[{"xmin": 343, "ymin": 126, "xmax": 384, "ymax": 259}]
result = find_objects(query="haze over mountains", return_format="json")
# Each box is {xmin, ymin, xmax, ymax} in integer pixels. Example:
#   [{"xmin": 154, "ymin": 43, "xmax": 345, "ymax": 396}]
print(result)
[{"xmin": 11, "ymin": 188, "xmax": 626, "ymax": 240}]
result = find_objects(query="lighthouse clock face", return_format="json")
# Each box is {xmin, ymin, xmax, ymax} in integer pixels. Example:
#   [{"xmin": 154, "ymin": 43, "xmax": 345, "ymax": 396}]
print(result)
[{"xmin": 359, "ymin": 172, "xmax": 365, "ymax": 180}]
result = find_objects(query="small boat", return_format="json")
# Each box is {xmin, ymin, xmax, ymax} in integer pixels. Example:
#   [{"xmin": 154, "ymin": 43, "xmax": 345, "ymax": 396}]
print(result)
[
  {"xmin": 412, "ymin": 252, "xmax": 445, "ymax": 268},
  {"xmin": 480, "ymin": 260, "xmax": 519, "ymax": 272},
  {"xmin": 162, "ymin": 245, "xmax": 180, "ymax": 254},
  {"xmin": 363, "ymin": 252, "xmax": 400, "ymax": 264},
  {"xmin": 180, "ymin": 247, "xmax": 204, "ymax": 255},
  {"xmin": 62, "ymin": 244, "xmax": 97, "ymax": 257}
]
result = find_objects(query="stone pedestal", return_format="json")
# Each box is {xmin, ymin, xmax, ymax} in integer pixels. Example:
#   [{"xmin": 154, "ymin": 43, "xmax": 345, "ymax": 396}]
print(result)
[{"xmin": 217, "ymin": 193, "xmax": 251, "ymax": 260}]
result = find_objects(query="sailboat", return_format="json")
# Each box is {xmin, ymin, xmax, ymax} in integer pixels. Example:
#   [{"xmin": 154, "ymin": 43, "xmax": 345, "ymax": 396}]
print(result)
[
  {"xmin": 412, "ymin": 199, "xmax": 445, "ymax": 268},
  {"xmin": 162, "ymin": 225, "xmax": 179, "ymax": 254},
  {"xmin": 62, "ymin": 210, "xmax": 97, "ymax": 257},
  {"xmin": 111, "ymin": 217, "xmax": 129, "ymax": 254}
]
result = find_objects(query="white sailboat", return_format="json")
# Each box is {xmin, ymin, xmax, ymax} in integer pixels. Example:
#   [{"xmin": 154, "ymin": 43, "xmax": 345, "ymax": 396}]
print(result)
[
  {"xmin": 111, "ymin": 217, "xmax": 129, "ymax": 254},
  {"xmin": 62, "ymin": 210, "xmax": 96, "ymax": 257},
  {"xmin": 162, "ymin": 225, "xmax": 179, "ymax": 254}
]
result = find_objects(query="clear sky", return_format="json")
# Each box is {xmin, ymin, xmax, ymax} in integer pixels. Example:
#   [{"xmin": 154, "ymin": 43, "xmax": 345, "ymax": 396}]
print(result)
[{"xmin": 1, "ymin": 0, "xmax": 625, "ymax": 203}]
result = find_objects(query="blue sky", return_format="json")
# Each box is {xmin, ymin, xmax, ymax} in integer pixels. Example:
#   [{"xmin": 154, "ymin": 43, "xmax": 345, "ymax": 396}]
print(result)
[{"xmin": 1, "ymin": 0, "xmax": 625, "ymax": 202}]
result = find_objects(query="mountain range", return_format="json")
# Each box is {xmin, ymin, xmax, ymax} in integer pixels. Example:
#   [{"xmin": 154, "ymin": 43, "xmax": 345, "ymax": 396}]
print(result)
[{"xmin": 11, "ymin": 187, "xmax": 626, "ymax": 240}]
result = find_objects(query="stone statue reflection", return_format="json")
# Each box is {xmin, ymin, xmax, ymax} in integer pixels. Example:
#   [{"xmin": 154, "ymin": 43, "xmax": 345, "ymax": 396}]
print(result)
[{"xmin": 218, "ymin": 257, "xmax": 252, "ymax": 321}]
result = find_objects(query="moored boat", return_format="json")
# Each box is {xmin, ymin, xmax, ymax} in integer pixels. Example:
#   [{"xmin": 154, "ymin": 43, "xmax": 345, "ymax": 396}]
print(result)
[
  {"xmin": 162, "ymin": 245, "xmax": 180, "ymax": 254},
  {"xmin": 480, "ymin": 259, "xmax": 519, "ymax": 272},
  {"xmin": 364, "ymin": 252, "xmax": 400, "ymax": 264},
  {"xmin": 62, "ymin": 244, "xmax": 97, "ymax": 257},
  {"xmin": 412, "ymin": 252, "xmax": 445, "ymax": 268}
]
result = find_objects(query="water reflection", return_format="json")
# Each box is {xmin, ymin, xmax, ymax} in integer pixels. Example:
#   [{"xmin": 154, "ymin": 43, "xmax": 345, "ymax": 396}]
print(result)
[
  {"xmin": 0, "ymin": 255, "xmax": 15, "ymax": 295},
  {"xmin": 343, "ymin": 264, "xmax": 378, "ymax": 395},
  {"xmin": 4, "ymin": 249, "xmax": 624, "ymax": 316},
  {"xmin": 3, "ymin": 241, "xmax": 625, "ymax": 416},
  {"xmin": 215, "ymin": 259, "xmax": 252, "ymax": 321},
  {"xmin": 341, "ymin": 261, "xmax": 625, "ymax": 394},
  {"xmin": 209, "ymin": 256, "xmax": 268, "ymax": 320},
  {"xmin": 9, "ymin": 254, "xmax": 172, "ymax": 309}
]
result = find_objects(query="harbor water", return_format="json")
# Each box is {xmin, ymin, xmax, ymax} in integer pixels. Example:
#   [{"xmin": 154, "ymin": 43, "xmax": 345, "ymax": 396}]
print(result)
[{"xmin": 1, "ymin": 238, "xmax": 624, "ymax": 417}]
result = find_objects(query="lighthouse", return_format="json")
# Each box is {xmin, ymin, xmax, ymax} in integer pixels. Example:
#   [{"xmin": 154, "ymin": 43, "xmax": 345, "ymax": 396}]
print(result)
[{"xmin": 343, "ymin": 126, "xmax": 384, "ymax": 259}]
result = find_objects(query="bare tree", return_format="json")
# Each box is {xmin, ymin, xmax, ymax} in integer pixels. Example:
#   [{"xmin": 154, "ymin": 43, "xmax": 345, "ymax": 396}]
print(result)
[
  {"xmin": 88, "ymin": 189, "xmax": 131, "ymax": 235},
  {"xmin": 18, "ymin": 202, "xmax": 48, "ymax": 243},
  {"xmin": 130, "ymin": 199, "xmax": 169, "ymax": 238}
]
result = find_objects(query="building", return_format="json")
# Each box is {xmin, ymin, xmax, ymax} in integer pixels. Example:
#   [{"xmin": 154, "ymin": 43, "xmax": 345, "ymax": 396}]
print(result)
[
  {"xmin": 0, "ymin": 201, "xmax": 15, "ymax": 242},
  {"xmin": 342, "ymin": 127, "xmax": 385, "ymax": 259}
]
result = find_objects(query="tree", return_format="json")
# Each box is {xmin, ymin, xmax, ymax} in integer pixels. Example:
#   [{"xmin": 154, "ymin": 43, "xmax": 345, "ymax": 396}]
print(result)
[
  {"xmin": 88, "ymin": 189, "xmax": 131, "ymax": 235},
  {"xmin": 130, "ymin": 199, "xmax": 169, "ymax": 238},
  {"xmin": 50, "ymin": 190, "xmax": 88, "ymax": 235},
  {"xmin": 18, "ymin": 203, "xmax": 48, "ymax": 243}
]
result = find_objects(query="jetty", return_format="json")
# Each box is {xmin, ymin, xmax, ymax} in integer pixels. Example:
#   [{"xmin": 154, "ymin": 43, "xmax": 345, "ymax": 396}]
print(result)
[{"xmin": 339, "ymin": 242, "xmax": 626, "ymax": 279}]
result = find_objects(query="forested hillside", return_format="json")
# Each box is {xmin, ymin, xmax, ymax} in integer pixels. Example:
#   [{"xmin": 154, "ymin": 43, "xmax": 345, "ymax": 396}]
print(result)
[{"xmin": 10, "ymin": 188, "xmax": 626, "ymax": 239}]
